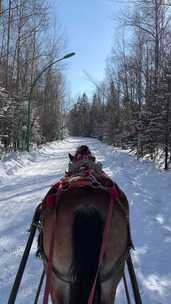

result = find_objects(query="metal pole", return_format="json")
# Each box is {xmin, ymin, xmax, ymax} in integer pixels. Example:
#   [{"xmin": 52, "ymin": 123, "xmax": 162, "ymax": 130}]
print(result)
[
  {"xmin": 127, "ymin": 253, "xmax": 142, "ymax": 304},
  {"xmin": 34, "ymin": 270, "xmax": 45, "ymax": 304},
  {"xmin": 123, "ymin": 272, "xmax": 131, "ymax": 304},
  {"xmin": 25, "ymin": 52, "xmax": 75, "ymax": 152},
  {"xmin": 7, "ymin": 206, "xmax": 41, "ymax": 304}
]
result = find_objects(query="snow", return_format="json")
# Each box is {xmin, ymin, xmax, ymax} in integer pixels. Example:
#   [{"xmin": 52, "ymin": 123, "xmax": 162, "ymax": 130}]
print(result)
[{"xmin": 0, "ymin": 137, "xmax": 171, "ymax": 304}]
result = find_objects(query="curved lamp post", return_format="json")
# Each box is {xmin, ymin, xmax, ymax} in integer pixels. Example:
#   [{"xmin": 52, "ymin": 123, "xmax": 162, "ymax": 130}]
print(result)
[{"xmin": 25, "ymin": 52, "xmax": 75, "ymax": 152}]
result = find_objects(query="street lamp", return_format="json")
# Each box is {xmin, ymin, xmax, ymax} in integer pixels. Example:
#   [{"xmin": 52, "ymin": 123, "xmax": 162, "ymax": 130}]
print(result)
[{"xmin": 25, "ymin": 52, "xmax": 75, "ymax": 152}]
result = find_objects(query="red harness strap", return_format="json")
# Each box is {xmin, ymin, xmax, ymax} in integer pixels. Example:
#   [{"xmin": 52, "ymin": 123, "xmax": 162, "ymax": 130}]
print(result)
[
  {"xmin": 43, "ymin": 218, "xmax": 56, "ymax": 304},
  {"xmin": 88, "ymin": 187, "xmax": 118, "ymax": 304},
  {"xmin": 42, "ymin": 178, "xmax": 118, "ymax": 304},
  {"xmin": 43, "ymin": 183, "xmax": 63, "ymax": 304}
]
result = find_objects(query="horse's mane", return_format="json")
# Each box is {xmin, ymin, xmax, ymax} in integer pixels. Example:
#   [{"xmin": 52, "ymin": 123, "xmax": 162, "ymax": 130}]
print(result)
[
  {"xmin": 69, "ymin": 145, "xmax": 96, "ymax": 162},
  {"xmin": 67, "ymin": 145, "xmax": 102, "ymax": 176}
]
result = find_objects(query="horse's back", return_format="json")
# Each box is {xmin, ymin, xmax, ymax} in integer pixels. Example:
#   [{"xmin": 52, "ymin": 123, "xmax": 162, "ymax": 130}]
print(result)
[{"xmin": 43, "ymin": 187, "xmax": 128, "ymax": 277}]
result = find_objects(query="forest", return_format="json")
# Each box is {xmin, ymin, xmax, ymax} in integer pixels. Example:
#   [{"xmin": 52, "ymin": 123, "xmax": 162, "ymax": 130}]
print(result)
[
  {"xmin": 0, "ymin": 0, "xmax": 66, "ymax": 151},
  {"xmin": 68, "ymin": 0, "xmax": 171, "ymax": 170},
  {"xmin": 0, "ymin": 0, "xmax": 171, "ymax": 169}
]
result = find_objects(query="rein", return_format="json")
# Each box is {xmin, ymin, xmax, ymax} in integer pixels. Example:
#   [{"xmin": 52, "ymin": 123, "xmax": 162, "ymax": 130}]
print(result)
[
  {"xmin": 88, "ymin": 187, "xmax": 117, "ymax": 304},
  {"xmin": 43, "ymin": 215, "xmax": 56, "ymax": 304}
]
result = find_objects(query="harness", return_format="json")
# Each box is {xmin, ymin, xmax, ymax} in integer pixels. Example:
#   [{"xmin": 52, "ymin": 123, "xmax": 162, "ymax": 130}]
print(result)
[
  {"xmin": 38, "ymin": 166, "xmax": 133, "ymax": 304},
  {"xmin": 7, "ymin": 158, "xmax": 142, "ymax": 304}
]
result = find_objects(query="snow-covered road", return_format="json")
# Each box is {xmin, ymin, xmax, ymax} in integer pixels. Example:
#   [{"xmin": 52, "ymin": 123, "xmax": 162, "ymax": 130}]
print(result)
[{"xmin": 0, "ymin": 137, "xmax": 171, "ymax": 303}]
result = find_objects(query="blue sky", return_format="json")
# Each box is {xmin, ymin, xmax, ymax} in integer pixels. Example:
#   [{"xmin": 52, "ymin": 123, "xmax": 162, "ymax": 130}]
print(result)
[{"xmin": 53, "ymin": 0, "xmax": 125, "ymax": 98}]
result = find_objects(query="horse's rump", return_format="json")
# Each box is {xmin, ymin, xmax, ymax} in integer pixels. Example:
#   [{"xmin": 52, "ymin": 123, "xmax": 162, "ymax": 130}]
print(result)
[{"xmin": 42, "ymin": 186, "xmax": 129, "ymax": 282}]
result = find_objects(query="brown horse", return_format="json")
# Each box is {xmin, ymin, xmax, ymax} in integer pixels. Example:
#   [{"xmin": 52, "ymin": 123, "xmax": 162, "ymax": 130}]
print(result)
[{"xmin": 39, "ymin": 146, "xmax": 132, "ymax": 304}]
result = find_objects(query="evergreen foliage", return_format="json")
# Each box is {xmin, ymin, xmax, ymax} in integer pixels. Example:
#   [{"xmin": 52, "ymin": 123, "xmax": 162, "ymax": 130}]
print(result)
[{"xmin": 68, "ymin": 0, "xmax": 171, "ymax": 170}]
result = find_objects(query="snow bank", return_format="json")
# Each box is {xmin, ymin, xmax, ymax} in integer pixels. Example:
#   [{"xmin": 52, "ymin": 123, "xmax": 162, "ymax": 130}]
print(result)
[
  {"xmin": 0, "ymin": 140, "xmax": 66, "ymax": 183},
  {"xmin": 0, "ymin": 150, "xmax": 38, "ymax": 184}
]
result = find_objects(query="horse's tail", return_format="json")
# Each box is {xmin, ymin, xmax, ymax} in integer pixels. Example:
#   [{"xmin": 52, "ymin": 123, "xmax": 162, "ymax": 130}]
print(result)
[{"xmin": 70, "ymin": 205, "xmax": 104, "ymax": 304}]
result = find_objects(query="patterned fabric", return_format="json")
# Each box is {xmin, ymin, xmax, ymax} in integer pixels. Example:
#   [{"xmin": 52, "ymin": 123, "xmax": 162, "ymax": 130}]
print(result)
[
  {"xmin": 41, "ymin": 155, "xmax": 116, "ymax": 211},
  {"xmin": 67, "ymin": 159, "xmax": 103, "ymax": 176},
  {"xmin": 41, "ymin": 153, "xmax": 128, "ymax": 218}
]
